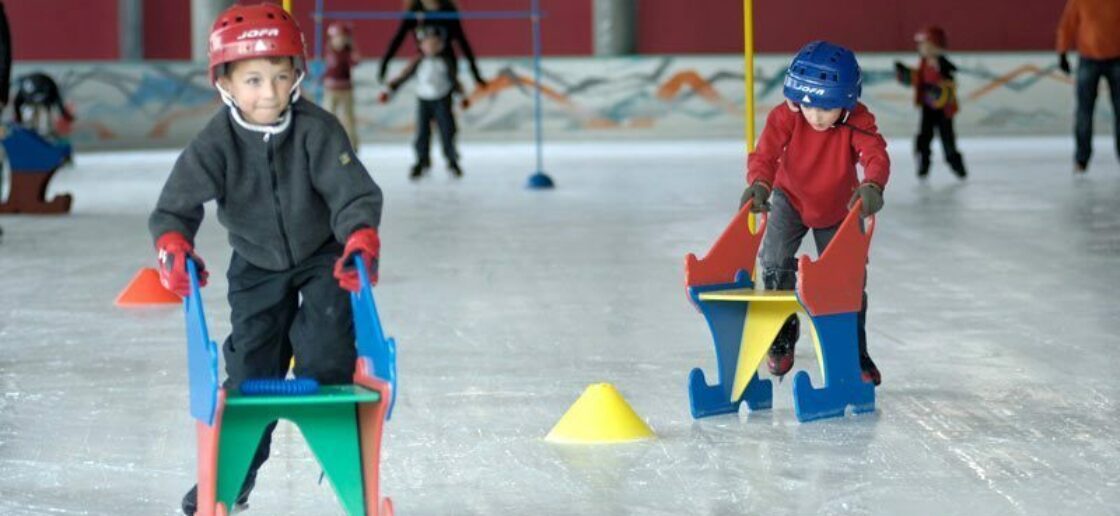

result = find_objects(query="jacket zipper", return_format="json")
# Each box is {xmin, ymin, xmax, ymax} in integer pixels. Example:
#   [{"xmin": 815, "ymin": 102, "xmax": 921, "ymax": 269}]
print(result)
[{"xmin": 265, "ymin": 133, "xmax": 296, "ymax": 268}]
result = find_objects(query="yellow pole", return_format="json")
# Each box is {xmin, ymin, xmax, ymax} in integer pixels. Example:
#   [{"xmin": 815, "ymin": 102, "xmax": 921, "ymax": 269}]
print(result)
[
  {"xmin": 283, "ymin": 0, "xmax": 293, "ymax": 13},
  {"xmin": 743, "ymin": 0, "xmax": 755, "ymax": 152}
]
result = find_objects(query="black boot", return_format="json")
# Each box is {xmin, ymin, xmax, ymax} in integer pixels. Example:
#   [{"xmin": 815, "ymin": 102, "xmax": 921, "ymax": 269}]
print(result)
[
  {"xmin": 947, "ymin": 153, "xmax": 967, "ymax": 179},
  {"xmin": 181, "ymin": 471, "xmax": 256, "ymax": 515},
  {"xmin": 916, "ymin": 154, "xmax": 931, "ymax": 178},
  {"xmin": 448, "ymin": 161, "xmax": 463, "ymax": 178},
  {"xmin": 767, "ymin": 314, "xmax": 800, "ymax": 379},
  {"xmin": 859, "ymin": 352, "xmax": 881, "ymax": 386},
  {"xmin": 409, "ymin": 162, "xmax": 428, "ymax": 181}
]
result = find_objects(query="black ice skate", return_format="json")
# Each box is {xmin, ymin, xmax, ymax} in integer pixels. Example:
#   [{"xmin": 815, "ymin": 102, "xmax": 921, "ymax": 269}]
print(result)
[
  {"xmin": 916, "ymin": 155, "xmax": 931, "ymax": 178},
  {"xmin": 409, "ymin": 162, "xmax": 429, "ymax": 181},
  {"xmin": 767, "ymin": 314, "xmax": 800, "ymax": 381},
  {"xmin": 860, "ymin": 352, "xmax": 881, "ymax": 386},
  {"xmin": 181, "ymin": 472, "xmax": 256, "ymax": 515},
  {"xmin": 947, "ymin": 153, "xmax": 967, "ymax": 179},
  {"xmin": 449, "ymin": 161, "xmax": 463, "ymax": 178}
]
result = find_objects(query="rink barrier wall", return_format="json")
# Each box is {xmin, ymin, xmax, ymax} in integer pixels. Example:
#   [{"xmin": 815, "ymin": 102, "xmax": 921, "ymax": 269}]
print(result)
[{"xmin": 8, "ymin": 52, "xmax": 1107, "ymax": 151}]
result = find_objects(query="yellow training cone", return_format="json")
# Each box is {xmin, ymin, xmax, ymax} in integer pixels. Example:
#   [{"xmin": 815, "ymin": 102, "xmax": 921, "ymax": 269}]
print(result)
[{"xmin": 545, "ymin": 383, "xmax": 655, "ymax": 444}]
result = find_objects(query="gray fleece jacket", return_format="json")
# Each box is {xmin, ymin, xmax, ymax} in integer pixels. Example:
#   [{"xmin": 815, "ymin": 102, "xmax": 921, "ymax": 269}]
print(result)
[{"xmin": 149, "ymin": 98, "xmax": 382, "ymax": 271}]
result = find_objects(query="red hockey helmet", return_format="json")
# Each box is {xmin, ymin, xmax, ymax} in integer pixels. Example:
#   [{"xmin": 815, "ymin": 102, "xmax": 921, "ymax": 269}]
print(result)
[
  {"xmin": 914, "ymin": 26, "xmax": 947, "ymax": 48},
  {"xmin": 208, "ymin": 3, "xmax": 307, "ymax": 83},
  {"xmin": 327, "ymin": 21, "xmax": 353, "ymax": 38}
]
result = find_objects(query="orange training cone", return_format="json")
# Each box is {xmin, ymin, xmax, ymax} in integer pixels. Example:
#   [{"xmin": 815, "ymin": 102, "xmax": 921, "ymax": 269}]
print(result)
[{"xmin": 115, "ymin": 268, "xmax": 181, "ymax": 307}]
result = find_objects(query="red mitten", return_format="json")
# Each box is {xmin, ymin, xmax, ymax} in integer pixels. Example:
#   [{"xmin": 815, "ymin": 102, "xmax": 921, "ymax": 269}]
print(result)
[
  {"xmin": 155, "ymin": 232, "xmax": 207, "ymax": 297},
  {"xmin": 334, "ymin": 228, "xmax": 380, "ymax": 292},
  {"xmin": 378, "ymin": 90, "xmax": 391, "ymax": 104}
]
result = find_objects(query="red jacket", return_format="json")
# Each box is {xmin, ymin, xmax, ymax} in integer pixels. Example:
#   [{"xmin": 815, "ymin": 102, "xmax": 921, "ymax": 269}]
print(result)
[
  {"xmin": 914, "ymin": 57, "xmax": 959, "ymax": 117},
  {"xmin": 747, "ymin": 102, "xmax": 890, "ymax": 228},
  {"xmin": 323, "ymin": 45, "xmax": 359, "ymax": 90}
]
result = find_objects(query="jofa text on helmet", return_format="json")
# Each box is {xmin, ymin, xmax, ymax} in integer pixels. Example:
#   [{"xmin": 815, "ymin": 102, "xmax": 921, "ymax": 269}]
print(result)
[
  {"xmin": 237, "ymin": 28, "xmax": 280, "ymax": 40},
  {"xmin": 784, "ymin": 78, "xmax": 826, "ymax": 95}
]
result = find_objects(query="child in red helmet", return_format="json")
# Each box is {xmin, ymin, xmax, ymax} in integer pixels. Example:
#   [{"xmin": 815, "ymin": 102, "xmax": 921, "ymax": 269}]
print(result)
[
  {"xmin": 323, "ymin": 21, "xmax": 361, "ymax": 149},
  {"xmin": 147, "ymin": 4, "xmax": 383, "ymax": 514},
  {"xmin": 894, "ymin": 26, "xmax": 967, "ymax": 179}
]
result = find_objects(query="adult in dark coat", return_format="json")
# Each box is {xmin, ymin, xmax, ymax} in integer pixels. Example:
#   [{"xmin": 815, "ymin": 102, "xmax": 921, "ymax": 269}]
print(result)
[{"xmin": 378, "ymin": 0, "xmax": 487, "ymax": 88}]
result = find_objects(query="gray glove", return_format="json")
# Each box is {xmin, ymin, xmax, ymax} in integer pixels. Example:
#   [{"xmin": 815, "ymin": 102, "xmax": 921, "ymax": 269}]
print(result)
[
  {"xmin": 740, "ymin": 181, "xmax": 771, "ymax": 212},
  {"xmin": 848, "ymin": 182, "xmax": 884, "ymax": 216}
]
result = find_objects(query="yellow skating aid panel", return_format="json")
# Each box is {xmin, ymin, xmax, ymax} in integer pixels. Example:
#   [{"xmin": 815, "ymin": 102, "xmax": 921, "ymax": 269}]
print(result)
[
  {"xmin": 698, "ymin": 288, "xmax": 799, "ymax": 303},
  {"xmin": 730, "ymin": 299, "xmax": 802, "ymax": 402}
]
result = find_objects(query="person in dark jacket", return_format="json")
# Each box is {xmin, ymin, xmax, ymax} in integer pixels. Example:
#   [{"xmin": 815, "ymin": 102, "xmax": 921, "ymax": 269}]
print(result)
[
  {"xmin": 147, "ymin": 4, "xmax": 383, "ymax": 514},
  {"xmin": 378, "ymin": 0, "xmax": 487, "ymax": 88},
  {"xmin": 381, "ymin": 25, "xmax": 469, "ymax": 179},
  {"xmin": 894, "ymin": 26, "xmax": 966, "ymax": 179},
  {"xmin": 12, "ymin": 72, "xmax": 75, "ymax": 136}
]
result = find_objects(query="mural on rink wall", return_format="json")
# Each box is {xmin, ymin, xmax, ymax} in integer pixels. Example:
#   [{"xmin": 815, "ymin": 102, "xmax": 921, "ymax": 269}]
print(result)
[{"xmin": 11, "ymin": 53, "xmax": 1101, "ymax": 151}]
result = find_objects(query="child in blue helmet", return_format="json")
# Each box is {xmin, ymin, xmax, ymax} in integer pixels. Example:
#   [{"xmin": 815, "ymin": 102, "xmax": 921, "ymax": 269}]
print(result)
[{"xmin": 740, "ymin": 41, "xmax": 889, "ymax": 385}]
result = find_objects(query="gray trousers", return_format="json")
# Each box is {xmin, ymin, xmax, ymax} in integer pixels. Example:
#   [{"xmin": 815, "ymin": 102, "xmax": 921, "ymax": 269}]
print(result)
[{"xmin": 760, "ymin": 189, "xmax": 869, "ymax": 355}]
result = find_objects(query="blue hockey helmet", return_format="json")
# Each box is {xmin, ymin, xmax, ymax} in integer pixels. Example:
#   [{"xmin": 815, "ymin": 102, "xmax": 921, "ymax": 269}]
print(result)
[{"xmin": 782, "ymin": 41, "xmax": 862, "ymax": 110}]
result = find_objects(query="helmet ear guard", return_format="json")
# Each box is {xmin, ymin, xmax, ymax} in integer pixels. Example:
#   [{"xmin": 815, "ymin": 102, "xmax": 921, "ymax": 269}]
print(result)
[{"xmin": 215, "ymin": 66, "xmax": 306, "ymax": 112}]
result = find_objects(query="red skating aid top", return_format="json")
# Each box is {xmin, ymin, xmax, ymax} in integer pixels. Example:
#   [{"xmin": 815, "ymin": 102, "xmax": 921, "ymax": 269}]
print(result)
[{"xmin": 747, "ymin": 102, "xmax": 890, "ymax": 228}]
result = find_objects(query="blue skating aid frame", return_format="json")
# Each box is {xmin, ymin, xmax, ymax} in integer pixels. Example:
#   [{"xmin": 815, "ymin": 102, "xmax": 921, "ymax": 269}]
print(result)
[
  {"xmin": 1, "ymin": 123, "xmax": 72, "ymax": 172},
  {"xmin": 185, "ymin": 259, "xmax": 220, "ymax": 426},
  {"xmin": 792, "ymin": 312, "xmax": 874, "ymax": 422},
  {"xmin": 0, "ymin": 124, "xmax": 74, "ymax": 214},
  {"xmin": 687, "ymin": 270, "xmax": 773, "ymax": 418},
  {"xmin": 181, "ymin": 256, "xmax": 397, "ymax": 514},
  {"xmin": 350, "ymin": 255, "xmax": 398, "ymax": 420},
  {"xmin": 685, "ymin": 203, "xmax": 877, "ymax": 423},
  {"xmin": 183, "ymin": 255, "xmax": 397, "ymax": 424}
]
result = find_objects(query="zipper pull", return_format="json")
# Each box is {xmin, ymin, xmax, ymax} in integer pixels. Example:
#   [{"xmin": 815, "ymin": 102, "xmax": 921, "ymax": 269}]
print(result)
[{"xmin": 263, "ymin": 132, "xmax": 271, "ymax": 143}]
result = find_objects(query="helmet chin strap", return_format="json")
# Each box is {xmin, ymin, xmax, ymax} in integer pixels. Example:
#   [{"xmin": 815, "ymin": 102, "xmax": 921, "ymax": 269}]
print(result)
[{"xmin": 216, "ymin": 69, "xmax": 306, "ymax": 138}]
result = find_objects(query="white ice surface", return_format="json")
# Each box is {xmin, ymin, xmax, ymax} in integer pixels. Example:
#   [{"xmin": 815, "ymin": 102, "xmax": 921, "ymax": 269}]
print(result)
[{"xmin": 1, "ymin": 137, "xmax": 1119, "ymax": 515}]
